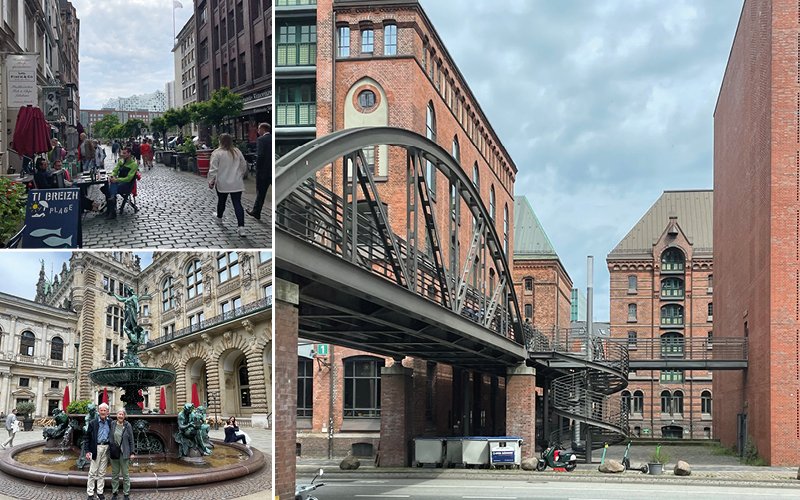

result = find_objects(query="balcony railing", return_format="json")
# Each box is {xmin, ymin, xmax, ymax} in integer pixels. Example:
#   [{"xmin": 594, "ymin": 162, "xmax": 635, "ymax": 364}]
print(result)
[
  {"xmin": 277, "ymin": 0, "xmax": 317, "ymax": 5},
  {"xmin": 661, "ymin": 289, "xmax": 684, "ymax": 299},
  {"xmin": 660, "ymin": 316, "xmax": 684, "ymax": 327},
  {"xmin": 277, "ymin": 42, "xmax": 317, "ymax": 66},
  {"xmin": 145, "ymin": 296, "xmax": 272, "ymax": 349},
  {"xmin": 277, "ymin": 103, "xmax": 316, "ymax": 127},
  {"xmin": 621, "ymin": 337, "xmax": 748, "ymax": 362}
]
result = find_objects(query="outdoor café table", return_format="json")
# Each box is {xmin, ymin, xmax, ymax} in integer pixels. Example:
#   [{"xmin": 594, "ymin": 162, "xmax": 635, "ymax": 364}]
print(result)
[{"xmin": 73, "ymin": 172, "xmax": 109, "ymax": 202}]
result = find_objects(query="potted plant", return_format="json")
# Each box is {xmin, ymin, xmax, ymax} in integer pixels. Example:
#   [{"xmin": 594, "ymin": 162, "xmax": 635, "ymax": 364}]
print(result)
[
  {"xmin": 0, "ymin": 178, "xmax": 27, "ymax": 248},
  {"xmin": 16, "ymin": 401, "xmax": 37, "ymax": 431},
  {"xmin": 648, "ymin": 444, "xmax": 670, "ymax": 475}
]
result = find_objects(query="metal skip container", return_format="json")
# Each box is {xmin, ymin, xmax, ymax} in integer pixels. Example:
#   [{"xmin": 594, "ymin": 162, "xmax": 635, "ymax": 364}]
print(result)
[
  {"xmin": 461, "ymin": 437, "xmax": 491, "ymax": 468},
  {"xmin": 413, "ymin": 437, "xmax": 445, "ymax": 467}
]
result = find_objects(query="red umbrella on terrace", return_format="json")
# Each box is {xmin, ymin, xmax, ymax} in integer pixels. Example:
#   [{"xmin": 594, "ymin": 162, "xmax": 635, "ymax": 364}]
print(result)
[
  {"xmin": 191, "ymin": 383, "xmax": 200, "ymax": 408},
  {"xmin": 62, "ymin": 386, "xmax": 70, "ymax": 410},
  {"xmin": 138, "ymin": 390, "xmax": 144, "ymax": 410},
  {"xmin": 12, "ymin": 106, "xmax": 51, "ymax": 158},
  {"xmin": 159, "ymin": 387, "xmax": 166, "ymax": 414},
  {"xmin": 102, "ymin": 388, "xmax": 108, "ymax": 405}
]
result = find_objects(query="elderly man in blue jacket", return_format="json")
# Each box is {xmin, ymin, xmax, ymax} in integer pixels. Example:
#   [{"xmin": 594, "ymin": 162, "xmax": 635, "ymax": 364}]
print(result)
[{"xmin": 83, "ymin": 402, "xmax": 111, "ymax": 500}]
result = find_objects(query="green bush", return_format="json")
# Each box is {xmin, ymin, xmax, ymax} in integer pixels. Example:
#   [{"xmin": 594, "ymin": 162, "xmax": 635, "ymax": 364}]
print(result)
[
  {"xmin": 178, "ymin": 138, "xmax": 197, "ymax": 156},
  {"xmin": 741, "ymin": 435, "xmax": 768, "ymax": 466},
  {"xmin": 66, "ymin": 399, "xmax": 92, "ymax": 415},
  {"xmin": 0, "ymin": 177, "xmax": 26, "ymax": 246},
  {"xmin": 16, "ymin": 401, "xmax": 36, "ymax": 419}
]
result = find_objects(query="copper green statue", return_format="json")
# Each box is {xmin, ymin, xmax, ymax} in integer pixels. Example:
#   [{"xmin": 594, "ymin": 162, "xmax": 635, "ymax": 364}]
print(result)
[
  {"xmin": 174, "ymin": 403, "xmax": 212, "ymax": 458},
  {"xmin": 42, "ymin": 408, "xmax": 70, "ymax": 441},
  {"xmin": 108, "ymin": 286, "xmax": 151, "ymax": 366}
]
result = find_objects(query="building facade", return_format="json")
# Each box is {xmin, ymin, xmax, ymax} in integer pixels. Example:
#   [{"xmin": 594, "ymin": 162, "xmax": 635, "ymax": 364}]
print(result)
[
  {"xmin": 174, "ymin": 15, "xmax": 197, "ymax": 111},
  {"xmin": 0, "ymin": 288, "xmax": 76, "ymax": 419},
  {"xmin": 195, "ymin": 0, "xmax": 271, "ymax": 143},
  {"xmin": 30, "ymin": 252, "xmax": 272, "ymax": 428},
  {"xmin": 607, "ymin": 190, "xmax": 714, "ymax": 440},
  {"xmin": 165, "ymin": 81, "xmax": 176, "ymax": 110},
  {"xmin": 713, "ymin": 0, "xmax": 800, "ymax": 465},
  {"xmin": 79, "ymin": 110, "xmax": 165, "ymax": 138},
  {"xmin": 102, "ymin": 90, "xmax": 167, "ymax": 113}
]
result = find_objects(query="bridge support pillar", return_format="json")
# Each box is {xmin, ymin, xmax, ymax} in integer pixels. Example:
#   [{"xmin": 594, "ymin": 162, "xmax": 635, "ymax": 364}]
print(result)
[
  {"xmin": 274, "ymin": 278, "xmax": 299, "ymax": 500},
  {"xmin": 379, "ymin": 363, "xmax": 414, "ymax": 467},
  {"xmin": 506, "ymin": 363, "xmax": 536, "ymax": 460}
]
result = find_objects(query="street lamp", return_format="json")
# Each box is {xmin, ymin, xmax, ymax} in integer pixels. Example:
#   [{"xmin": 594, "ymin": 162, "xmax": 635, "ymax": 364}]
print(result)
[
  {"xmin": 74, "ymin": 342, "xmax": 79, "ymax": 399},
  {"xmin": 211, "ymin": 391, "xmax": 218, "ymax": 430}
]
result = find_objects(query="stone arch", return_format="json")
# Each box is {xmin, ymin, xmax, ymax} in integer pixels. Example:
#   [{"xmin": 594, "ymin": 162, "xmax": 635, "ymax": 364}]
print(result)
[{"xmin": 217, "ymin": 347, "xmax": 250, "ymax": 418}]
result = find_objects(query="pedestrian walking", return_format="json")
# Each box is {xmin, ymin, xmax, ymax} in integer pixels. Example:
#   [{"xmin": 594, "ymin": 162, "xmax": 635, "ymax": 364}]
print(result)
[
  {"xmin": 207, "ymin": 133, "xmax": 248, "ymax": 237},
  {"xmin": 140, "ymin": 139, "xmax": 152, "ymax": 170},
  {"xmin": 1, "ymin": 409, "xmax": 18, "ymax": 449},
  {"xmin": 79, "ymin": 133, "xmax": 96, "ymax": 172},
  {"xmin": 83, "ymin": 402, "xmax": 111, "ymax": 500},
  {"xmin": 246, "ymin": 123, "xmax": 272, "ymax": 221},
  {"xmin": 109, "ymin": 408, "xmax": 135, "ymax": 500},
  {"xmin": 111, "ymin": 140, "xmax": 120, "ymax": 162},
  {"xmin": 94, "ymin": 140, "xmax": 107, "ymax": 170}
]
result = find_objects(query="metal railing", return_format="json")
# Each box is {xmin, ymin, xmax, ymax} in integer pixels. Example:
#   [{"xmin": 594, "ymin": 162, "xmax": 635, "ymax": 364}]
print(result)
[
  {"xmin": 277, "ymin": 42, "xmax": 317, "ymax": 66},
  {"xmin": 276, "ymin": 0, "xmax": 316, "ymax": 5},
  {"xmin": 276, "ymin": 103, "xmax": 316, "ymax": 127},
  {"xmin": 145, "ymin": 296, "xmax": 272, "ymax": 349},
  {"xmin": 622, "ymin": 337, "xmax": 748, "ymax": 361}
]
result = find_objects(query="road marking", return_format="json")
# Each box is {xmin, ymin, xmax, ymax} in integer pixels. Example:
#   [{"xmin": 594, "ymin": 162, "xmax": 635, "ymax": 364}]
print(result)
[
  {"xmin": 354, "ymin": 496, "xmax": 411, "ymax": 498},
  {"xmin": 463, "ymin": 497, "xmax": 517, "ymax": 499}
]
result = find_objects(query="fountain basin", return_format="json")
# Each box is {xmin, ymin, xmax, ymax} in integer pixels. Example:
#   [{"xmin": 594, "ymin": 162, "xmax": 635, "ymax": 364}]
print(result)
[
  {"xmin": 88, "ymin": 366, "xmax": 176, "ymax": 387},
  {"xmin": 0, "ymin": 439, "xmax": 265, "ymax": 489}
]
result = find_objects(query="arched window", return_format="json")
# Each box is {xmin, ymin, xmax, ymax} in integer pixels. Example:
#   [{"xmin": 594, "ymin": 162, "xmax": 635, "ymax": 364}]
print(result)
[
  {"xmin": 621, "ymin": 390, "xmax": 631, "ymax": 415},
  {"xmin": 503, "ymin": 204, "xmax": 509, "ymax": 257},
  {"xmin": 661, "ymin": 277, "xmax": 684, "ymax": 298},
  {"xmin": 628, "ymin": 303, "xmax": 637, "ymax": 321},
  {"xmin": 383, "ymin": 24, "xmax": 397, "ymax": 55},
  {"xmin": 632, "ymin": 390, "xmax": 644, "ymax": 413},
  {"xmin": 489, "ymin": 185, "xmax": 495, "ymax": 221},
  {"xmin": 343, "ymin": 356, "xmax": 384, "ymax": 417},
  {"xmin": 20, "ymin": 331, "xmax": 35, "ymax": 356},
  {"xmin": 661, "ymin": 304, "xmax": 684, "ymax": 326},
  {"xmin": 660, "ymin": 390, "xmax": 672, "ymax": 413},
  {"xmin": 161, "ymin": 277, "xmax": 175, "ymax": 312},
  {"xmin": 426, "ymin": 103, "xmax": 436, "ymax": 194},
  {"xmin": 660, "ymin": 332, "xmax": 685, "ymax": 357},
  {"xmin": 452, "ymin": 136, "xmax": 460, "ymax": 163},
  {"xmin": 701, "ymin": 390, "xmax": 712, "ymax": 414},
  {"xmin": 186, "ymin": 260, "xmax": 203, "ymax": 299},
  {"xmin": 661, "ymin": 248, "xmax": 685, "ymax": 272},
  {"xmin": 472, "ymin": 162, "xmax": 479, "ymax": 189},
  {"xmin": 50, "ymin": 336, "xmax": 64, "ymax": 361},
  {"xmin": 672, "ymin": 390, "xmax": 684, "ymax": 415},
  {"xmin": 238, "ymin": 359, "xmax": 251, "ymax": 407}
]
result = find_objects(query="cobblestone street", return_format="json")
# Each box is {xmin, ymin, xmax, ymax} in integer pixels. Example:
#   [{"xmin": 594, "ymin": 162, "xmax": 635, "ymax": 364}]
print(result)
[{"xmin": 80, "ymin": 147, "xmax": 272, "ymax": 249}]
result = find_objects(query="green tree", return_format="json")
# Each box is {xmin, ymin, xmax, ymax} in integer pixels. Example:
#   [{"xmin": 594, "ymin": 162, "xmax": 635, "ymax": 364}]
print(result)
[
  {"xmin": 109, "ymin": 124, "xmax": 126, "ymax": 141},
  {"xmin": 124, "ymin": 118, "xmax": 148, "ymax": 138},
  {"xmin": 16, "ymin": 401, "xmax": 36, "ymax": 419},
  {"xmin": 150, "ymin": 116, "xmax": 169, "ymax": 147},
  {"xmin": 93, "ymin": 114, "xmax": 120, "ymax": 139},
  {"xmin": 164, "ymin": 107, "xmax": 192, "ymax": 133},
  {"xmin": 191, "ymin": 87, "xmax": 244, "ymax": 130}
]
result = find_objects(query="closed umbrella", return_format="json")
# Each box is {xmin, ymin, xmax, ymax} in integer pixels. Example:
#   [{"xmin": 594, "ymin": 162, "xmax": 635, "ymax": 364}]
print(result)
[
  {"xmin": 12, "ymin": 106, "xmax": 51, "ymax": 158},
  {"xmin": 159, "ymin": 387, "xmax": 166, "ymax": 414},
  {"xmin": 62, "ymin": 386, "xmax": 70, "ymax": 410},
  {"xmin": 102, "ymin": 388, "xmax": 108, "ymax": 405},
  {"xmin": 191, "ymin": 383, "xmax": 200, "ymax": 408},
  {"xmin": 138, "ymin": 390, "xmax": 144, "ymax": 410}
]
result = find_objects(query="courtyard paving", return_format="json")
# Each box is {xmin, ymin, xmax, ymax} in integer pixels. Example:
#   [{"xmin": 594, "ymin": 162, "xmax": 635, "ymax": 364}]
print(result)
[
  {"xmin": 0, "ymin": 424, "xmax": 272, "ymax": 499},
  {"xmin": 79, "ymin": 147, "xmax": 272, "ymax": 249}
]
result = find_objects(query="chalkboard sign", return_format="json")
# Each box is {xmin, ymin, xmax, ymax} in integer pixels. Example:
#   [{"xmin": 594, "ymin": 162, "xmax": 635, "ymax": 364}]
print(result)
[{"xmin": 21, "ymin": 188, "xmax": 82, "ymax": 248}]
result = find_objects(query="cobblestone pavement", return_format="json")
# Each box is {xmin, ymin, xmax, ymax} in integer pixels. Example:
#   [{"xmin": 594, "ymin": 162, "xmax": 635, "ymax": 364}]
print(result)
[
  {"xmin": 297, "ymin": 443, "xmax": 800, "ymax": 486},
  {"xmin": 0, "ymin": 425, "xmax": 272, "ymax": 499},
  {"xmin": 80, "ymin": 147, "xmax": 272, "ymax": 249}
]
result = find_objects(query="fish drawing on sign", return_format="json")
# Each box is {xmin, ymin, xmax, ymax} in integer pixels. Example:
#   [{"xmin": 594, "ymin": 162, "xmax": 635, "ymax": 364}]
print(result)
[
  {"xmin": 30, "ymin": 199, "xmax": 49, "ymax": 218},
  {"xmin": 42, "ymin": 235, "xmax": 72, "ymax": 247},
  {"xmin": 29, "ymin": 228, "xmax": 62, "ymax": 238}
]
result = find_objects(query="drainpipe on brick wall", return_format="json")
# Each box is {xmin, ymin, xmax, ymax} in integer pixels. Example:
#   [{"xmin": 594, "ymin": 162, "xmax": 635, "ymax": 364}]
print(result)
[
  {"xmin": 328, "ymin": 345, "xmax": 335, "ymax": 459},
  {"xmin": 330, "ymin": 10, "xmax": 337, "ymax": 136}
]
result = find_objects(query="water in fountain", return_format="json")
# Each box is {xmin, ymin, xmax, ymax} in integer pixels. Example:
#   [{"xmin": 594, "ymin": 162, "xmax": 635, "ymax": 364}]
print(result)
[{"xmin": 49, "ymin": 427, "xmax": 73, "ymax": 464}]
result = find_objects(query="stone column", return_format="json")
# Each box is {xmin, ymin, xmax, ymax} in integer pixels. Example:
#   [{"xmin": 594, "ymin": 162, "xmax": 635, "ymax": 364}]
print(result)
[
  {"xmin": 0, "ymin": 373, "xmax": 10, "ymax": 415},
  {"xmin": 275, "ymin": 278, "xmax": 299, "ymax": 500},
  {"xmin": 506, "ymin": 363, "xmax": 536, "ymax": 460},
  {"xmin": 36, "ymin": 376, "xmax": 45, "ymax": 418},
  {"xmin": 379, "ymin": 361, "xmax": 414, "ymax": 467}
]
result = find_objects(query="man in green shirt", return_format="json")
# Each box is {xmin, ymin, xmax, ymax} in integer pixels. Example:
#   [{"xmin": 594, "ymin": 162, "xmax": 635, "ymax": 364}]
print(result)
[{"xmin": 101, "ymin": 146, "xmax": 138, "ymax": 220}]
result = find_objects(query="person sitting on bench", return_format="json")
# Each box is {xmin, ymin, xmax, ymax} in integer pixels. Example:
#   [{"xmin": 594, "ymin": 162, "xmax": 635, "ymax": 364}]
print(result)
[
  {"xmin": 100, "ymin": 146, "xmax": 138, "ymax": 220},
  {"xmin": 223, "ymin": 417, "xmax": 247, "ymax": 445},
  {"xmin": 33, "ymin": 158, "xmax": 99, "ymax": 212}
]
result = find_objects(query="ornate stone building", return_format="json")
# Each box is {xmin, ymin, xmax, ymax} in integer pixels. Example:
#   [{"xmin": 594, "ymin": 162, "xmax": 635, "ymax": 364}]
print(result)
[
  {"xmin": 0, "ymin": 288, "xmax": 77, "ymax": 419},
  {"xmin": 31, "ymin": 251, "xmax": 272, "ymax": 428}
]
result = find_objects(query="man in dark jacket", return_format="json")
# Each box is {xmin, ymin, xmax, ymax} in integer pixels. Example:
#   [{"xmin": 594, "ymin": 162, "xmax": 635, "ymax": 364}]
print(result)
[
  {"xmin": 246, "ymin": 123, "xmax": 272, "ymax": 221},
  {"xmin": 83, "ymin": 402, "xmax": 111, "ymax": 500}
]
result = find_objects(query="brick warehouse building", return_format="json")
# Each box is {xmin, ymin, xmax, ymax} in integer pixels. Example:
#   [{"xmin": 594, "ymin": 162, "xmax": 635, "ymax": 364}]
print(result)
[
  {"xmin": 607, "ymin": 191, "xmax": 714, "ymax": 440},
  {"xmin": 714, "ymin": 0, "xmax": 800, "ymax": 465},
  {"xmin": 275, "ymin": 0, "xmax": 526, "ymax": 496}
]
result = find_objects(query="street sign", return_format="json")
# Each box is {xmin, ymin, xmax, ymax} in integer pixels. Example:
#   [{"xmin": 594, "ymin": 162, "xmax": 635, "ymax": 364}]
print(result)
[
  {"xmin": 22, "ymin": 188, "xmax": 81, "ymax": 248},
  {"xmin": 317, "ymin": 344, "xmax": 328, "ymax": 356}
]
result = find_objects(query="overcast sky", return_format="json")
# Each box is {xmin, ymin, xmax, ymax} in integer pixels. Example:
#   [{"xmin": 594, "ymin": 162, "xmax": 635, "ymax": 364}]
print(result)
[
  {"xmin": 421, "ymin": 0, "xmax": 743, "ymax": 320},
  {"xmin": 0, "ymin": 252, "xmax": 153, "ymax": 301},
  {"xmin": 73, "ymin": 0, "xmax": 193, "ymax": 110}
]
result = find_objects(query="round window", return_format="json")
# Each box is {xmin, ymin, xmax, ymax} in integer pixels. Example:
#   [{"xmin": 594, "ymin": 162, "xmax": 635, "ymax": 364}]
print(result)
[{"xmin": 357, "ymin": 90, "xmax": 377, "ymax": 110}]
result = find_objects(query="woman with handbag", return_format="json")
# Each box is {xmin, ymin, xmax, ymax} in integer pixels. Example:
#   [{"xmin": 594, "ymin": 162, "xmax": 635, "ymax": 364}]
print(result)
[{"xmin": 109, "ymin": 408, "xmax": 135, "ymax": 500}]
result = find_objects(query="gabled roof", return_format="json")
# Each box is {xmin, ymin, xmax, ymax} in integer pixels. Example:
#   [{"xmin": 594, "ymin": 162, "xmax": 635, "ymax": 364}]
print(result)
[
  {"xmin": 608, "ymin": 190, "xmax": 713, "ymax": 258},
  {"xmin": 513, "ymin": 196, "xmax": 558, "ymax": 260}
]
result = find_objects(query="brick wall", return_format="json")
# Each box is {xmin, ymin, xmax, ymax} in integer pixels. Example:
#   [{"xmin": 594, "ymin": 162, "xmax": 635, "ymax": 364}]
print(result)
[
  {"xmin": 513, "ymin": 259, "xmax": 573, "ymax": 331},
  {"xmin": 275, "ymin": 291, "xmax": 299, "ymax": 499}
]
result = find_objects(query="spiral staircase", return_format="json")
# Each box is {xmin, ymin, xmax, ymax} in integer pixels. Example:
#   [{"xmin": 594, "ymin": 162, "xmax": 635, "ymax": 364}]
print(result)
[{"xmin": 524, "ymin": 325, "xmax": 630, "ymax": 458}]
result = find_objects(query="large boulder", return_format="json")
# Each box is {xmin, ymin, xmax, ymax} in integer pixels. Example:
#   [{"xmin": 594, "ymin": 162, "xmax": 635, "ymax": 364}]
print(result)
[
  {"xmin": 521, "ymin": 457, "xmax": 537, "ymax": 471},
  {"xmin": 340, "ymin": 454, "xmax": 361, "ymax": 470},
  {"xmin": 674, "ymin": 460, "xmax": 691, "ymax": 476},
  {"xmin": 598, "ymin": 459, "xmax": 625, "ymax": 473}
]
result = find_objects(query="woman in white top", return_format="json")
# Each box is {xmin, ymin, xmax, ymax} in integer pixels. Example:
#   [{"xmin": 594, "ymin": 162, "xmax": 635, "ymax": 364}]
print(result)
[
  {"xmin": 93, "ymin": 140, "xmax": 106, "ymax": 169},
  {"xmin": 208, "ymin": 133, "xmax": 248, "ymax": 237}
]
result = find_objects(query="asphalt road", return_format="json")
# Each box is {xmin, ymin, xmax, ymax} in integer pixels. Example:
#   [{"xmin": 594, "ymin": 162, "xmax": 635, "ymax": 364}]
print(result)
[{"xmin": 295, "ymin": 477, "xmax": 800, "ymax": 500}]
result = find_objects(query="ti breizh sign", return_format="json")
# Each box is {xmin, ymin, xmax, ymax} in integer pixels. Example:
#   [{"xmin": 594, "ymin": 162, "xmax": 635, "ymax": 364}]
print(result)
[{"xmin": 7, "ymin": 55, "xmax": 38, "ymax": 108}]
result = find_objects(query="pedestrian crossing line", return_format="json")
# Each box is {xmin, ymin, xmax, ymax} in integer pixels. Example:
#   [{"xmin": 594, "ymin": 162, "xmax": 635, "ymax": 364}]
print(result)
[{"xmin": 354, "ymin": 496, "xmax": 410, "ymax": 498}]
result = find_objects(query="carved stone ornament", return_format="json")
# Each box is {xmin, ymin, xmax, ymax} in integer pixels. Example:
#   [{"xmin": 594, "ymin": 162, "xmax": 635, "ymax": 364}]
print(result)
[
  {"xmin": 241, "ymin": 319, "xmax": 254, "ymax": 335},
  {"xmin": 201, "ymin": 333, "xmax": 213, "ymax": 346},
  {"xmin": 223, "ymin": 331, "xmax": 232, "ymax": 344},
  {"xmin": 241, "ymin": 254, "xmax": 253, "ymax": 290},
  {"xmin": 170, "ymin": 344, "xmax": 180, "ymax": 354},
  {"xmin": 204, "ymin": 275, "xmax": 213, "ymax": 304}
]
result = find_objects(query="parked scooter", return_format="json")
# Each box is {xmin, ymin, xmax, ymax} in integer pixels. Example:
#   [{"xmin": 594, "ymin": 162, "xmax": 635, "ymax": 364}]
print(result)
[
  {"xmin": 536, "ymin": 443, "xmax": 578, "ymax": 472},
  {"xmin": 621, "ymin": 442, "xmax": 649, "ymax": 473},
  {"xmin": 295, "ymin": 468, "xmax": 325, "ymax": 500}
]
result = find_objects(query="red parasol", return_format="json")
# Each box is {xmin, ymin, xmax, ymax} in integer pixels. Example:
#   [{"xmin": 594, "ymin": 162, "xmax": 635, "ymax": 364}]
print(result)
[
  {"xmin": 138, "ymin": 390, "xmax": 144, "ymax": 409},
  {"xmin": 12, "ymin": 106, "xmax": 51, "ymax": 158},
  {"xmin": 191, "ymin": 383, "xmax": 200, "ymax": 408},
  {"xmin": 102, "ymin": 387, "xmax": 108, "ymax": 405},
  {"xmin": 159, "ymin": 387, "xmax": 166, "ymax": 414},
  {"xmin": 62, "ymin": 386, "xmax": 70, "ymax": 410}
]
